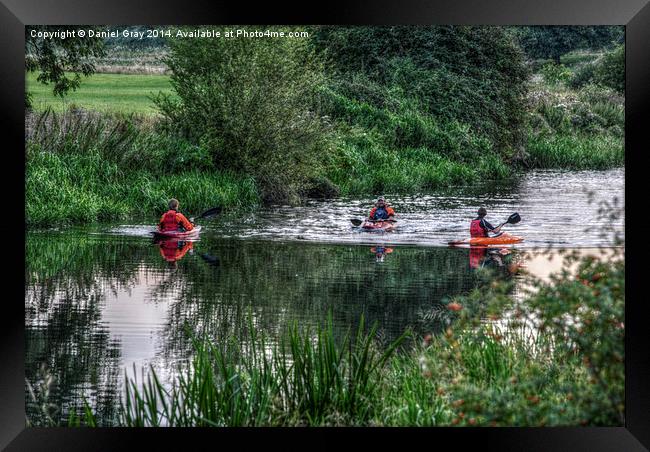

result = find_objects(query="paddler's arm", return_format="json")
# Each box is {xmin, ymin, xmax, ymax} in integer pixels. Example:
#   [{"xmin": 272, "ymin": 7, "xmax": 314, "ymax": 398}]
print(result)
[
  {"xmin": 387, "ymin": 207, "xmax": 396, "ymax": 221},
  {"xmin": 483, "ymin": 219, "xmax": 501, "ymax": 235},
  {"xmin": 177, "ymin": 213, "xmax": 194, "ymax": 231}
]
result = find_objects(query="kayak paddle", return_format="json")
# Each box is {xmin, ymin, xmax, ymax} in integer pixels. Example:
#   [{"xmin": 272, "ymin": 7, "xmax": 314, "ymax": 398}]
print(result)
[
  {"xmin": 190, "ymin": 206, "xmax": 222, "ymax": 223},
  {"xmin": 495, "ymin": 212, "xmax": 521, "ymax": 229},
  {"xmin": 489, "ymin": 212, "xmax": 521, "ymax": 237},
  {"xmin": 350, "ymin": 218, "xmax": 396, "ymax": 226}
]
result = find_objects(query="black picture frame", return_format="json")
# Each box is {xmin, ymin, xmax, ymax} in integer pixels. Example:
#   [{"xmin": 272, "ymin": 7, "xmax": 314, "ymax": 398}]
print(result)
[{"xmin": 3, "ymin": 0, "xmax": 648, "ymax": 449}]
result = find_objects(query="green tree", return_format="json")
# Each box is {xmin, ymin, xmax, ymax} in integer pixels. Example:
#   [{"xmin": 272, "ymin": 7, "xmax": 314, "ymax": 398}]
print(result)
[
  {"xmin": 25, "ymin": 26, "xmax": 106, "ymax": 108},
  {"xmin": 154, "ymin": 26, "xmax": 333, "ymax": 203}
]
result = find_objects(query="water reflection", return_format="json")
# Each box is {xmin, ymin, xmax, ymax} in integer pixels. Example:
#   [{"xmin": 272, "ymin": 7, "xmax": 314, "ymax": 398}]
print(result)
[
  {"xmin": 370, "ymin": 245, "xmax": 394, "ymax": 263},
  {"xmin": 469, "ymin": 247, "xmax": 521, "ymax": 274},
  {"xmin": 28, "ymin": 231, "xmax": 501, "ymax": 424},
  {"xmin": 26, "ymin": 228, "xmax": 618, "ymax": 425},
  {"xmin": 155, "ymin": 238, "xmax": 194, "ymax": 267}
]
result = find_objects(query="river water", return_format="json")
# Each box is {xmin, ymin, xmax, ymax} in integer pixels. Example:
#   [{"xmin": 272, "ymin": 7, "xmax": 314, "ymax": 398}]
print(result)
[{"xmin": 25, "ymin": 168, "xmax": 624, "ymax": 425}]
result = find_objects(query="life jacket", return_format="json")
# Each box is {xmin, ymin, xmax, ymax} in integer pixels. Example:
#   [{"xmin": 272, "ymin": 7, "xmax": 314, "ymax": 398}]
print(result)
[
  {"xmin": 470, "ymin": 218, "xmax": 487, "ymax": 237},
  {"xmin": 160, "ymin": 210, "xmax": 181, "ymax": 232},
  {"xmin": 373, "ymin": 207, "xmax": 389, "ymax": 220}
]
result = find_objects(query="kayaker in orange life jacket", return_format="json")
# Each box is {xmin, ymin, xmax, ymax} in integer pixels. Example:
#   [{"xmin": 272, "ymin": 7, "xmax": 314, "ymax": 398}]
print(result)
[
  {"xmin": 470, "ymin": 207, "xmax": 502, "ymax": 237},
  {"xmin": 368, "ymin": 197, "xmax": 395, "ymax": 221},
  {"xmin": 159, "ymin": 199, "xmax": 194, "ymax": 232}
]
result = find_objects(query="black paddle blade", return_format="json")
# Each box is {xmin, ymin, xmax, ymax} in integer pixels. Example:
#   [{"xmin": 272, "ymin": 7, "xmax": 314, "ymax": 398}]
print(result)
[
  {"xmin": 200, "ymin": 253, "xmax": 220, "ymax": 267},
  {"xmin": 350, "ymin": 219, "xmax": 363, "ymax": 226},
  {"xmin": 507, "ymin": 212, "xmax": 521, "ymax": 224},
  {"xmin": 199, "ymin": 206, "xmax": 222, "ymax": 219}
]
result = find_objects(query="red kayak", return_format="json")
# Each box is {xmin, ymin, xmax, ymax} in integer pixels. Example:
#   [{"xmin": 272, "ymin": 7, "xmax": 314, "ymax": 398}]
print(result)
[
  {"xmin": 362, "ymin": 220, "xmax": 396, "ymax": 232},
  {"xmin": 152, "ymin": 225, "xmax": 202, "ymax": 240},
  {"xmin": 448, "ymin": 233, "xmax": 523, "ymax": 247}
]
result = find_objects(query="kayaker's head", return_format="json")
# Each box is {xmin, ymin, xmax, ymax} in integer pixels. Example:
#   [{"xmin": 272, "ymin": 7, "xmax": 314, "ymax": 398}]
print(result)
[
  {"xmin": 376, "ymin": 197, "xmax": 386, "ymax": 207},
  {"xmin": 168, "ymin": 198, "xmax": 179, "ymax": 211},
  {"xmin": 477, "ymin": 207, "xmax": 487, "ymax": 218}
]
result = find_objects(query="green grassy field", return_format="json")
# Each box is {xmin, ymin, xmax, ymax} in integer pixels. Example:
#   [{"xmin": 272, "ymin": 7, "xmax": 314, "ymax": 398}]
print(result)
[{"xmin": 26, "ymin": 72, "xmax": 173, "ymax": 114}]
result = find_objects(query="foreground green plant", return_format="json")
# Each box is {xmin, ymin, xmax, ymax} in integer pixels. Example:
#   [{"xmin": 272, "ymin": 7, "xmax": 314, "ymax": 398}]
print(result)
[
  {"xmin": 119, "ymin": 317, "xmax": 406, "ymax": 426},
  {"xmin": 113, "ymin": 241, "xmax": 623, "ymax": 427}
]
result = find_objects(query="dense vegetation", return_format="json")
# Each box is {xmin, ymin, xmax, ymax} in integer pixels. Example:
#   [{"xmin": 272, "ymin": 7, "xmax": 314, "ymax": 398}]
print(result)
[
  {"xmin": 514, "ymin": 26, "xmax": 623, "ymax": 63},
  {"xmin": 524, "ymin": 45, "xmax": 624, "ymax": 169},
  {"xmin": 26, "ymin": 25, "xmax": 625, "ymax": 226},
  {"xmin": 154, "ymin": 30, "xmax": 332, "ymax": 203}
]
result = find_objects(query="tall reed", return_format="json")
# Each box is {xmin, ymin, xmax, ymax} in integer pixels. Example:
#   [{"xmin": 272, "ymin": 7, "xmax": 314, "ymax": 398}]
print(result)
[{"xmin": 118, "ymin": 316, "xmax": 407, "ymax": 426}]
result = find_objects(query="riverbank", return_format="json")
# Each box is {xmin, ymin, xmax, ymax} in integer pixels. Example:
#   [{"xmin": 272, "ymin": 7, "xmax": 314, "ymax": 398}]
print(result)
[
  {"xmin": 25, "ymin": 35, "xmax": 624, "ymax": 227},
  {"xmin": 25, "ymin": 108, "xmax": 513, "ymax": 227},
  {"xmin": 25, "ymin": 102, "xmax": 623, "ymax": 227}
]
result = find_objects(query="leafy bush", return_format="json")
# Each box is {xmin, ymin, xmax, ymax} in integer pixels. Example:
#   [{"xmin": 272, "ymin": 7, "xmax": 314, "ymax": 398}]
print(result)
[
  {"xmin": 568, "ymin": 45, "xmax": 624, "ymax": 94},
  {"xmin": 418, "ymin": 202, "xmax": 624, "ymax": 426},
  {"xmin": 569, "ymin": 62, "xmax": 597, "ymax": 89},
  {"xmin": 154, "ymin": 27, "xmax": 334, "ymax": 203},
  {"xmin": 593, "ymin": 44, "xmax": 624, "ymax": 94},
  {"xmin": 541, "ymin": 63, "xmax": 572, "ymax": 86}
]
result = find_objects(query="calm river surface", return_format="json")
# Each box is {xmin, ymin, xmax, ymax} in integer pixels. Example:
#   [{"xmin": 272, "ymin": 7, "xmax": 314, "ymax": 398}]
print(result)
[{"xmin": 25, "ymin": 169, "xmax": 624, "ymax": 425}]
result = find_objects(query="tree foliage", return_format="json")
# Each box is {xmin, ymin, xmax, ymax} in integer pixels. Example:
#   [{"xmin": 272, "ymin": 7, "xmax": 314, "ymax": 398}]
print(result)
[
  {"xmin": 312, "ymin": 26, "xmax": 530, "ymax": 157},
  {"xmin": 154, "ymin": 27, "xmax": 333, "ymax": 203},
  {"xmin": 25, "ymin": 26, "xmax": 106, "ymax": 107}
]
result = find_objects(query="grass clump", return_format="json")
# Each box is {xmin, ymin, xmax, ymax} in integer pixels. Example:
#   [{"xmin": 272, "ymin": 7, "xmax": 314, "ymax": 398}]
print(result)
[
  {"xmin": 118, "ymin": 316, "xmax": 406, "ymax": 427},
  {"xmin": 525, "ymin": 134, "xmax": 623, "ymax": 169}
]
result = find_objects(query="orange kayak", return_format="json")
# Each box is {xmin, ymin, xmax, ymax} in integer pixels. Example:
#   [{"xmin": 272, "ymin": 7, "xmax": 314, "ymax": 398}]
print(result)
[
  {"xmin": 152, "ymin": 225, "xmax": 202, "ymax": 240},
  {"xmin": 448, "ymin": 233, "xmax": 523, "ymax": 246},
  {"xmin": 362, "ymin": 220, "xmax": 396, "ymax": 232}
]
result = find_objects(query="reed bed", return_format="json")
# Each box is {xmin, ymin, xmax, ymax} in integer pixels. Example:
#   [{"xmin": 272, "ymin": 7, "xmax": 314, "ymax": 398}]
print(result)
[{"xmin": 118, "ymin": 317, "xmax": 407, "ymax": 427}]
